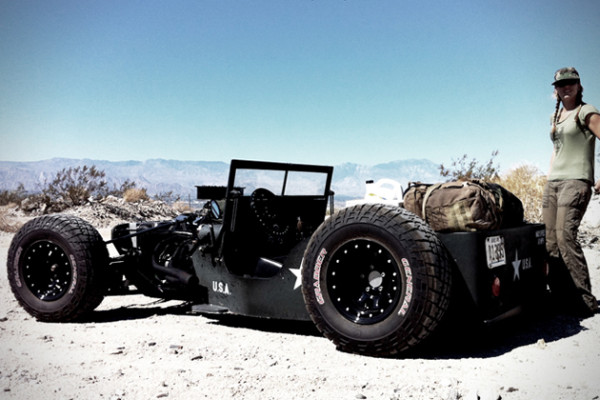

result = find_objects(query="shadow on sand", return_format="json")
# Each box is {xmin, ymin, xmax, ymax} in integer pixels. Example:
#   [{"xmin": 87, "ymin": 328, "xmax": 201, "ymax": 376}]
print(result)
[
  {"xmin": 77, "ymin": 298, "xmax": 193, "ymax": 323},
  {"xmin": 74, "ymin": 298, "xmax": 589, "ymax": 360},
  {"xmin": 410, "ymin": 311, "xmax": 588, "ymax": 360}
]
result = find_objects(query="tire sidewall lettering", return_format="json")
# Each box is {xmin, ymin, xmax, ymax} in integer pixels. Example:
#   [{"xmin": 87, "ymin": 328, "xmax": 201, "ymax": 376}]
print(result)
[
  {"xmin": 313, "ymin": 248, "xmax": 327, "ymax": 305},
  {"xmin": 13, "ymin": 246, "xmax": 23, "ymax": 288},
  {"xmin": 68, "ymin": 253, "xmax": 78, "ymax": 295},
  {"xmin": 398, "ymin": 258, "xmax": 413, "ymax": 316}
]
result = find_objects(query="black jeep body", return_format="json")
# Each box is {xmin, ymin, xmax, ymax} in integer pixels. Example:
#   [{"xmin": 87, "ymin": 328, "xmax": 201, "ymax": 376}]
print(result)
[{"xmin": 6, "ymin": 159, "xmax": 547, "ymax": 356}]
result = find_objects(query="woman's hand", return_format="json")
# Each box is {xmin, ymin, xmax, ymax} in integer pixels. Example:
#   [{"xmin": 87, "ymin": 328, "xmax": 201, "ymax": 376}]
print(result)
[{"xmin": 587, "ymin": 114, "xmax": 600, "ymax": 194}]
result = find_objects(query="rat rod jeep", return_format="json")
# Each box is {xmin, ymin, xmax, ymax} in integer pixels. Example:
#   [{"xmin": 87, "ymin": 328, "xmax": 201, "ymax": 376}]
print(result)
[{"xmin": 6, "ymin": 159, "xmax": 547, "ymax": 356}]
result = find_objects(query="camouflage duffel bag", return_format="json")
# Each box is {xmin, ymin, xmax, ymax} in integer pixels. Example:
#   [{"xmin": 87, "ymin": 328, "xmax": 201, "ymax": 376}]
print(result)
[
  {"xmin": 403, "ymin": 179, "xmax": 523, "ymax": 232},
  {"xmin": 402, "ymin": 182, "xmax": 431, "ymax": 220}
]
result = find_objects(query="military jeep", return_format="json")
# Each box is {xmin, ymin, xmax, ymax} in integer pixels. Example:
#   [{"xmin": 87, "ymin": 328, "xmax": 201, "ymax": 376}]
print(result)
[{"xmin": 6, "ymin": 159, "xmax": 547, "ymax": 356}]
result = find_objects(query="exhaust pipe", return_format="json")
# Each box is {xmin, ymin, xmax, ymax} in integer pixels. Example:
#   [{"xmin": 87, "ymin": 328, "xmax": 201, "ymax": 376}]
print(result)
[{"xmin": 151, "ymin": 261, "xmax": 199, "ymax": 286}]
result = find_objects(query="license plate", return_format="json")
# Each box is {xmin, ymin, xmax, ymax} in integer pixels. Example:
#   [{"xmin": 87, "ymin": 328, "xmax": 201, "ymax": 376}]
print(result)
[{"xmin": 485, "ymin": 236, "xmax": 506, "ymax": 269}]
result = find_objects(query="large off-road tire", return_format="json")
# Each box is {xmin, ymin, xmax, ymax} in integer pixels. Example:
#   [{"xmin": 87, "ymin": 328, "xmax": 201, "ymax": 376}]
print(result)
[
  {"xmin": 7, "ymin": 215, "xmax": 108, "ymax": 322},
  {"xmin": 302, "ymin": 204, "xmax": 452, "ymax": 356}
]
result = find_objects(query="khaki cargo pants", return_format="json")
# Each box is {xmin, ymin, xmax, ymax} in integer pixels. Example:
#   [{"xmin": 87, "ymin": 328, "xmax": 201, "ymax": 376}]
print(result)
[{"xmin": 542, "ymin": 180, "xmax": 597, "ymax": 313}]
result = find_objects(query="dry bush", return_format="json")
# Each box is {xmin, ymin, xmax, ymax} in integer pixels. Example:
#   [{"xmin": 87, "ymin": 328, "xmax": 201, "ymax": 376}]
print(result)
[
  {"xmin": 43, "ymin": 166, "xmax": 107, "ymax": 206},
  {"xmin": 439, "ymin": 151, "xmax": 501, "ymax": 182},
  {"xmin": 172, "ymin": 200, "xmax": 193, "ymax": 213},
  {"xmin": 0, "ymin": 184, "xmax": 27, "ymax": 206},
  {"xmin": 154, "ymin": 191, "xmax": 180, "ymax": 203},
  {"xmin": 500, "ymin": 164, "xmax": 546, "ymax": 223},
  {"xmin": 123, "ymin": 188, "xmax": 150, "ymax": 203}
]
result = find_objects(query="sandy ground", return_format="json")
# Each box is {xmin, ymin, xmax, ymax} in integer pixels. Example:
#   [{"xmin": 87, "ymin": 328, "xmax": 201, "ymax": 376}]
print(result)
[{"xmin": 1, "ymin": 197, "xmax": 600, "ymax": 400}]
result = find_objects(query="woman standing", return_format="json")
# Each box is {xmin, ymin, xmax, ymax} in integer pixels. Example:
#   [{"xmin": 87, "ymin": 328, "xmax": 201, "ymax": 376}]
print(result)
[{"xmin": 543, "ymin": 67, "xmax": 600, "ymax": 318}]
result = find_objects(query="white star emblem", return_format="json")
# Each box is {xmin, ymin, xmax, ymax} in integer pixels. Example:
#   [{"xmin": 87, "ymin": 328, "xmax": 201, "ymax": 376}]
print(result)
[
  {"xmin": 289, "ymin": 267, "xmax": 302, "ymax": 290},
  {"xmin": 512, "ymin": 249, "xmax": 521, "ymax": 281}
]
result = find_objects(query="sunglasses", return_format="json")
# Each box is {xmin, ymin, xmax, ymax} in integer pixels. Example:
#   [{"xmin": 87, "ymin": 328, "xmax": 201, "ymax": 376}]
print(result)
[{"xmin": 554, "ymin": 79, "xmax": 579, "ymax": 88}]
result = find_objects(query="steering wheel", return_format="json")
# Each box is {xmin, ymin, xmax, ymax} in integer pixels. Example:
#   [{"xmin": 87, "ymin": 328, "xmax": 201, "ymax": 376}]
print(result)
[{"xmin": 249, "ymin": 188, "xmax": 289, "ymax": 243}]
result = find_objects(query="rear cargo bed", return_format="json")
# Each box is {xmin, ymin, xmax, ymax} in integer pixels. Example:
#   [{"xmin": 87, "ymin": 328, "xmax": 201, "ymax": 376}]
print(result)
[{"xmin": 437, "ymin": 223, "xmax": 547, "ymax": 321}]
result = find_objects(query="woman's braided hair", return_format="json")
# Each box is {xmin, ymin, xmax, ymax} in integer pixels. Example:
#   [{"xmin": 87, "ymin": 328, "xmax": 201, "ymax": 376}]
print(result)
[{"xmin": 551, "ymin": 96, "xmax": 561, "ymax": 137}]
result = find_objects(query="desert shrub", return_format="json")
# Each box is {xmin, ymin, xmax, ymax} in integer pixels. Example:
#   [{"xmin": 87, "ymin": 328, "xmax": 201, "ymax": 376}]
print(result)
[
  {"xmin": 123, "ymin": 188, "xmax": 150, "ymax": 203},
  {"xmin": 154, "ymin": 191, "xmax": 181, "ymax": 203},
  {"xmin": 0, "ymin": 183, "xmax": 27, "ymax": 206},
  {"xmin": 107, "ymin": 179, "xmax": 138, "ymax": 198},
  {"xmin": 43, "ymin": 165, "xmax": 108, "ymax": 206},
  {"xmin": 172, "ymin": 200, "xmax": 193, "ymax": 213},
  {"xmin": 439, "ymin": 151, "xmax": 500, "ymax": 182},
  {"xmin": 500, "ymin": 164, "xmax": 546, "ymax": 223}
]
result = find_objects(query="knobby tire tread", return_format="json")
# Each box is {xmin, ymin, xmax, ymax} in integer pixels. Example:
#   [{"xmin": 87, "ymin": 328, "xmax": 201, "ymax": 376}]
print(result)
[
  {"xmin": 302, "ymin": 204, "xmax": 452, "ymax": 356},
  {"xmin": 7, "ymin": 215, "xmax": 107, "ymax": 322}
]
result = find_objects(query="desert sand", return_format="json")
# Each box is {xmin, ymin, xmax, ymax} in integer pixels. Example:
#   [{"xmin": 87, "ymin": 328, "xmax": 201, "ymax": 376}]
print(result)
[{"xmin": 1, "ymin": 196, "xmax": 599, "ymax": 400}]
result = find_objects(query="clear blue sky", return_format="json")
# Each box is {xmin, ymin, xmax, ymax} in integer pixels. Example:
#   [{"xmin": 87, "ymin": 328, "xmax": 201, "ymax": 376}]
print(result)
[{"xmin": 1, "ymin": 0, "xmax": 599, "ymax": 174}]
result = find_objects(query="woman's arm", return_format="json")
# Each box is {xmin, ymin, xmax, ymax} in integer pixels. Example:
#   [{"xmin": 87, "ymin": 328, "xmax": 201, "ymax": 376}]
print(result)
[
  {"xmin": 587, "ymin": 113, "xmax": 600, "ymax": 139},
  {"xmin": 586, "ymin": 114, "xmax": 600, "ymax": 193}
]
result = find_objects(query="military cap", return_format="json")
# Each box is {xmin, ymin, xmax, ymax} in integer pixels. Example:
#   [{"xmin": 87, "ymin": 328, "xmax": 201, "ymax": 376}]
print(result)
[{"xmin": 552, "ymin": 67, "xmax": 580, "ymax": 85}]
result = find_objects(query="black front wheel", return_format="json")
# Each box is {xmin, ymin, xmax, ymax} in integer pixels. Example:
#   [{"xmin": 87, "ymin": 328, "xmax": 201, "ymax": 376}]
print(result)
[
  {"xmin": 7, "ymin": 215, "xmax": 108, "ymax": 322},
  {"xmin": 302, "ymin": 204, "xmax": 452, "ymax": 356}
]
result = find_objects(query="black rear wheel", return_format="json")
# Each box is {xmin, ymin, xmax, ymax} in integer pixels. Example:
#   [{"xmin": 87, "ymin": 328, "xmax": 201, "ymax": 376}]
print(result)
[
  {"xmin": 326, "ymin": 238, "xmax": 404, "ymax": 325},
  {"xmin": 302, "ymin": 204, "xmax": 452, "ymax": 356},
  {"xmin": 7, "ymin": 215, "xmax": 108, "ymax": 322}
]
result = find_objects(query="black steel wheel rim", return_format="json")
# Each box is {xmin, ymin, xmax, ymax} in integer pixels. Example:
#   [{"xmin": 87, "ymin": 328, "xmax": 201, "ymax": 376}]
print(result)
[
  {"xmin": 22, "ymin": 240, "xmax": 72, "ymax": 301},
  {"xmin": 327, "ymin": 239, "xmax": 403, "ymax": 325}
]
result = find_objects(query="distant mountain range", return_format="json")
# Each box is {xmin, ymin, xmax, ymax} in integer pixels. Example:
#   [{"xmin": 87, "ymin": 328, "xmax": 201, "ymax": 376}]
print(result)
[{"xmin": 0, "ymin": 158, "xmax": 443, "ymax": 202}]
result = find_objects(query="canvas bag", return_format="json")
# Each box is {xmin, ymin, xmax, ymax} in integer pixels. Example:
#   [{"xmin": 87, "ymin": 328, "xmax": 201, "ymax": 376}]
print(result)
[
  {"xmin": 403, "ymin": 179, "xmax": 523, "ymax": 232},
  {"xmin": 402, "ymin": 182, "xmax": 430, "ymax": 220}
]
